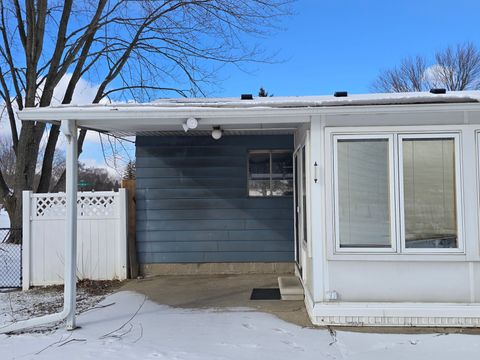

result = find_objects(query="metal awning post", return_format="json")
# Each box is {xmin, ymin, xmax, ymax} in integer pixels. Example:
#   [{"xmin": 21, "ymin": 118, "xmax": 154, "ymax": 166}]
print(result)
[
  {"xmin": 63, "ymin": 119, "xmax": 78, "ymax": 330},
  {"xmin": 0, "ymin": 120, "xmax": 78, "ymax": 333}
]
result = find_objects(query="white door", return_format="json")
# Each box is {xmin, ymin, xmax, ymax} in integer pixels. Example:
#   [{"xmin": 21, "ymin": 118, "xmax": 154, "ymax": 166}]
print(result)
[{"xmin": 293, "ymin": 144, "xmax": 308, "ymax": 278}]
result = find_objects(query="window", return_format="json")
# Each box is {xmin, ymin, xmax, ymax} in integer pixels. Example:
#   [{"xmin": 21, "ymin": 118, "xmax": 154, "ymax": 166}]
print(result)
[
  {"xmin": 335, "ymin": 136, "xmax": 394, "ymax": 249},
  {"xmin": 400, "ymin": 136, "xmax": 458, "ymax": 249},
  {"xmin": 332, "ymin": 132, "xmax": 461, "ymax": 253},
  {"xmin": 248, "ymin": 150, "xmax": 293, "ymax": 197}
]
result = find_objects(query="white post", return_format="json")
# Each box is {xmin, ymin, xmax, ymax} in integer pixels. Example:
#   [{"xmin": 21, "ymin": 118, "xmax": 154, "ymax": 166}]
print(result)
[
  {"xmin": 0, "ymin": 120, "xmax": 79, "ymax": 334},
  {"xmin": 117, "ymin": 188, "xmax": 128, "ymax": 279},
  {"xmin": 310, "ymin": 115, "xmax": 327, "ymax": 303},
  {"xmin": 22, "ymin": 191, "xmax": 32, "ymax": 291},
  {"xmin": 63, "ymin": 120, "xmax": 78, "ymax": 330}
]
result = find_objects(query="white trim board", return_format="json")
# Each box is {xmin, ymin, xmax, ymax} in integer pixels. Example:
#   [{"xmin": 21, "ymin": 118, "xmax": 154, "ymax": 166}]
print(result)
[{"xmin": 310, "ymin": 302, "xmax": 480, "ymax": 327}]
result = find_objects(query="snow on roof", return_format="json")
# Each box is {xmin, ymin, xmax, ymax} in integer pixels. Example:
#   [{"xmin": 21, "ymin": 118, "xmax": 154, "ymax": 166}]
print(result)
[{"xmin": 44, "ymin": 90, "xmax": 480, "ymax": 110}]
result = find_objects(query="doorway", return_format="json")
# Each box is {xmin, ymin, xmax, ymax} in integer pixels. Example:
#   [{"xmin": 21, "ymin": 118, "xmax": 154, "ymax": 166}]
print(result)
[{"xmin": 293, "ymin": 143, "xmax": 308, "ymax": 278}]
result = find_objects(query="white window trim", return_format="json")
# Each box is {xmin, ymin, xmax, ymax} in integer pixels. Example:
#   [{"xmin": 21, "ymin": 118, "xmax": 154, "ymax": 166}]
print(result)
[
  {"xmin": 332, "ymin": 133, "xmax": 397, "ymax": 253},
  {"xmin": 326, "ymin": 127, "xmax": 465, "ymax": 257},
  {"xmin": 398, "ymin": 132, "xmax": 464, "ymax": 254}
]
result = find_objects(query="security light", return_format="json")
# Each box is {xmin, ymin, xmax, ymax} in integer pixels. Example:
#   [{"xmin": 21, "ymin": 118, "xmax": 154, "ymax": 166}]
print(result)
[
  {"xmin": 212, "ymin": 126, "xmax": 223, "ymax": 140},
  {"xmin": 182, "ymin": 117, "xmax": 198, "ymax": 132}
]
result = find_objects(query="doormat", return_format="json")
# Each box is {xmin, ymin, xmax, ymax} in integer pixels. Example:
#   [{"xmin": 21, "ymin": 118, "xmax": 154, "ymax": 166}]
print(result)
[{"xmin": 250, "ymin": 288, "xmax": 281, "ymax": 300}]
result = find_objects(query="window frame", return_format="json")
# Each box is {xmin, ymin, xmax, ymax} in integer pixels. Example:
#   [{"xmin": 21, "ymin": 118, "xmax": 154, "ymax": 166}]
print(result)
[
  {"xmin": 332, "ymin": 133, "xmax": 398, "ymax": 253},
  {"xmin": 328, "ymin": 129, "xmax": 465, "ymax": 256},
  {"xmin": 247, "ymin": 149, "xmax": 293, "ymax": 198},
  {"xmin": 398, "ymin": 133, "xmax": 464, "ymax": 254}
]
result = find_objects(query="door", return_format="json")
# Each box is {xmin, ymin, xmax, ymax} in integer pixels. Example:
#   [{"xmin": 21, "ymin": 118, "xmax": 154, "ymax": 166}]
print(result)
[{"xmin": 293, "ymin": 144, "xmax": 308, "ymax": 276}]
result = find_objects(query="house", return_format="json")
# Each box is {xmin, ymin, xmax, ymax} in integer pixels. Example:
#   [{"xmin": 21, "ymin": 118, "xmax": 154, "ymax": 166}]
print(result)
[{"xmin": 16, "ymin": 90, "xmax": 480, "ymax": 327}]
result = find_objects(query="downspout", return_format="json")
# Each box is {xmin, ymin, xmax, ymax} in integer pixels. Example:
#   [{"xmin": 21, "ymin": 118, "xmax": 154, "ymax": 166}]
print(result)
[{"xmin": 0, "ymin": 120, "xmax": 78, "ymax": 333}]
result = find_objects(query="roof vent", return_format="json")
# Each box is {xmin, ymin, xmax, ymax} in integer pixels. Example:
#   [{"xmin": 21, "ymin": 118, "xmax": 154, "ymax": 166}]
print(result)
[
  {"xmin": 241, "ymin": 94, "xmax": 253, "ymax": 100},
  {"xmin": 334, "ymin": 91, "xmax": 348, "ymax": 97},
  {"xmin": 430, "ymin": 88, "xmax": 447, "ymax": 94}
]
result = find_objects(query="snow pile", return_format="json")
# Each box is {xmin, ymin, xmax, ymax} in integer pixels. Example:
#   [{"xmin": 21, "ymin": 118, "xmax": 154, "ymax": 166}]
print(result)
[
  {"xmin": 22, "ymin": 90, "xmax": 480, "ymax": 112},
  {"xmin": 1, "ymin": 291, "xmax": 480, "ymax": 359}
]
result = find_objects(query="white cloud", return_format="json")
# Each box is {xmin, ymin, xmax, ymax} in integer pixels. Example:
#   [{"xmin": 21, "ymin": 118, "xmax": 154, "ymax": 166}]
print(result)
[
  {"xmin": 423, "ymin": 64, "xmax": 449, "ymax": 88},
  {"xmin": 50, "ymin": 73, "xmax": 102, "ymax": 105},
  {"xmin": 0, "ymin": 73, "xmax": 103, "ymax": 138}
]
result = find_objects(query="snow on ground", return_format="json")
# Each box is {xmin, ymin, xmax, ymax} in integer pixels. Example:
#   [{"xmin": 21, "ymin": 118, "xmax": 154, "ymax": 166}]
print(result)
[
  {"xmin": 1, "ymin": 291, "xmax": 480, "ymax": 360},
  {"xmin": 0, "ymin": 281, "xmax": 120, "ymax": 331}
]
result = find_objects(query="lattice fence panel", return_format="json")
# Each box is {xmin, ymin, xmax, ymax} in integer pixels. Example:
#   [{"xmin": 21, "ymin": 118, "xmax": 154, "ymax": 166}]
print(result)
[
  {"xmin": 33, "ymin": 193, "xmax": 117, "ymax": 219},
  {"xmin": 35, "ymin": 196, "xmax": 67, "ymax": 218},
  {"xmin": 78, "ymin": 195, "xmax": 116, "ymax": 217}
]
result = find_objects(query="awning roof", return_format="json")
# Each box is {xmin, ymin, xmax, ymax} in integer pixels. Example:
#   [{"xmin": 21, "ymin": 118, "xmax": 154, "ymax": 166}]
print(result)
[{"xmin": 16, "ymin": 91, "xmax": 480, "ymax": 136}]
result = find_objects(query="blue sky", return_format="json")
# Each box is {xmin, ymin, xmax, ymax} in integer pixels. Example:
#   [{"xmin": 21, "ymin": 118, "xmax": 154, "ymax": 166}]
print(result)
[{"xmin": 212, "ymin": 0, "xmax": 480, "ymax": 97}]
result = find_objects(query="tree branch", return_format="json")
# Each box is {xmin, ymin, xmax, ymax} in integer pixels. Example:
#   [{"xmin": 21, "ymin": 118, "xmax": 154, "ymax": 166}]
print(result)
[{"xmin": 0, "ymin": 1, "xmax": 24, "ymax": 110}]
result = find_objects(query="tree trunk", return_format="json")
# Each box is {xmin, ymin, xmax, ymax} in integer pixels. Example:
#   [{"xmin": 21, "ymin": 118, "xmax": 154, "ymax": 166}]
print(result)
[{"xmin": 9, "ymin": 122, "xmax": 43, "ymax": 243}]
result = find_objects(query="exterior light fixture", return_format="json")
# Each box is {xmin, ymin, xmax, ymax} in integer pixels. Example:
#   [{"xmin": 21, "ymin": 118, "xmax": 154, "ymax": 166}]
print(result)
[
  {"xmin": 182, "ymin": 117, "xmax": 198, "ymax": 132},
  {"xmin": 212, "ymin": 126, "xmax": 223, "ymax": 140}
]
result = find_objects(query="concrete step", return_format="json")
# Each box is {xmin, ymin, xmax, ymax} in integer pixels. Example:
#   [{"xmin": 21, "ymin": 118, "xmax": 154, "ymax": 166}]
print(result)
[{"xmin": 278, "ymin": 276, "xmax": 304, "ymax": 301}]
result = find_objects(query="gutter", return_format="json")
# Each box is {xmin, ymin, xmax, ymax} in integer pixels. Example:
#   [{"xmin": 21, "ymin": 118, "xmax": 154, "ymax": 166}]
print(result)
[{"xmin": 16, "ymin": 102, "xmax": 480, "ymax": 123}]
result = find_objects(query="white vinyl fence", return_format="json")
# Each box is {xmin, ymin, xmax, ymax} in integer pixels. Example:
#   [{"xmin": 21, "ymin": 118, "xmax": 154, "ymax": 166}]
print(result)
[{"xmin": 22, "ymin": 190, "xmax": 127, "ymax": 289}]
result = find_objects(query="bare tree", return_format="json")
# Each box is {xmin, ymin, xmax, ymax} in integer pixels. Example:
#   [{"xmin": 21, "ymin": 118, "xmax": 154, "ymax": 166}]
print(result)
[
  {"xmin": 258, "ymin": 87, "xmax": 273, "ymax": 97},
  {"xmin": 0, "ymin": 0, "xmax": 292, "ymax": 241},
  {"xmin": 372, "ymin": 43, "xmax": 480, "ymax": 93},
  {"xmin": 78, "ymin": 163, "xmax": 118, "ymax": 192},
  {"xmin": 0, "ymin": 135, "xmax": 65, "ymax": 192}
]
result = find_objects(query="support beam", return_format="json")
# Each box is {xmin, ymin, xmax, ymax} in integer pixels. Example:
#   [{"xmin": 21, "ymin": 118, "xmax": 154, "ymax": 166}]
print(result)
[
  {"xmin": 0, "ymin": 120, "xmax": 78, "ymax": 334},
  {"xmin": 63, "ymin": 119, "xmax": 78, "ymax": 330}
]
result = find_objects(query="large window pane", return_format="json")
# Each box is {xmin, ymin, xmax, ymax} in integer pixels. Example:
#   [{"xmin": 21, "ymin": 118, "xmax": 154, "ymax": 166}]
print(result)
[
  {"xmin": 402, "ymin": 138, "xmax": 457, "ymax": 248},
  {"xmin": 337, "ymin": 139, "xmax": 391, "ymax": 248}
]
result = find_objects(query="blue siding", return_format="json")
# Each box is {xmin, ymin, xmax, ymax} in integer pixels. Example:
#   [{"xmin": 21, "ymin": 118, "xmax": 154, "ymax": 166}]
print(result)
[{"xmin": 136, "ymin": 135, "xmax": 294, "ymax": 263}]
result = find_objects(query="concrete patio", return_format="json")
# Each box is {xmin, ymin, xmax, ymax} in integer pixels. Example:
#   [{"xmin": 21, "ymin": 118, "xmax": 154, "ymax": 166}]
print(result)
[{"xmin": 121, "ymin": 274, "xmax": 312, "ymax": 327}]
